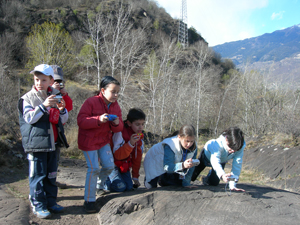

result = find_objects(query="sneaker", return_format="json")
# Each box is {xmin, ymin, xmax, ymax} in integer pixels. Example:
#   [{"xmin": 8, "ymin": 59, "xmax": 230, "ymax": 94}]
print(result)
[
  {"xmin": 202, "ymin": 176, "xmax": 209, "ymax": 186},
  {"xmin": 144, "ymin": 180, "xmax": 152, "ymax": 189},
  {"xmin": 34, "ymin": 209, "xmax": 51, "ymax": 219},
  {"xmin": 48, "ymin": 204, "xmax": 64, "ymax": 213},
  {"xmin": 96, "ymin": 188, "xmax": 110, "ymax": 196},
  {"xmin": 84, "ymin": 201, "xmax": 96, "ymax": 213},
  {"xmin": 56, "ymin": 181, "xmax": 67, "ymax": 189}
]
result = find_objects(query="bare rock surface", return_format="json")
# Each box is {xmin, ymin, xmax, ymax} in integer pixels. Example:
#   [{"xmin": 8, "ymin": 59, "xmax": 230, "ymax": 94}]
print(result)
[
  {"xmin": 243, "ymin": 145, "xmax": 300, "ymax": 192},
  {"xmin": 1, "ymin": 144, "xmax": 300, "ymax": 225},
  {"xmin": 0, "ymin": 183, "xmax": 29, "ymax": 225},
  {"xmin": 96, "ymin": 184, "xmax": 300, "ymax": 225}
]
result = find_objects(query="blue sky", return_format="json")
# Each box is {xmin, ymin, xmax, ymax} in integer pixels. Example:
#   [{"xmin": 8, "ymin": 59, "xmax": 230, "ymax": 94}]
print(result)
[{"xmin": 155, "ymin": 0, "xmax": 300, "ymax": 46}]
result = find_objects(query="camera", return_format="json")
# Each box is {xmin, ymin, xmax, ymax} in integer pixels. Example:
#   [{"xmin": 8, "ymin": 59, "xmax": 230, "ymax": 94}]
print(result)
[
  {"xmin": 192, "ymin": 159, "xmax": 200, "ymax": 166},
  {"xmin": 59, "ymin": 83, "xmax": 64, "ymax": 89},
  {"xmin": 106, "ymin": 114, "xmax": 117, "ymax": 121},
  {"xmin": 54, "ymin": 95, "xmax": 63, "ymax": 103}
]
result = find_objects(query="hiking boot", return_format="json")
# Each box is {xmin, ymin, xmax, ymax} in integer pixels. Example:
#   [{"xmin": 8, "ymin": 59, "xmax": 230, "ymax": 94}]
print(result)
[
  {"xmin": 33, "ymin": 209, "xmax": 51, "ymax": 219},
  {"xmin": 56, "ymin": 181, "xmax": 67, "ymax": 189},
  {"xmin": 84, "ymin": 201, "xmax": 96, "ymax": 213},
  {"xmin": 48, "ymin": 204, "xmax": 64, "ymax": 213},
  {"xmin": 96, "ymin": 188, "xmax": 110, "ymax": 196}
]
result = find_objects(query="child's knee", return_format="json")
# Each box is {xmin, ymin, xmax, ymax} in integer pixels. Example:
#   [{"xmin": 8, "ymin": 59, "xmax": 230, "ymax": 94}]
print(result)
[{"xmin": 111, "ymin": 180, "xmax": 126, "ymax": 192}]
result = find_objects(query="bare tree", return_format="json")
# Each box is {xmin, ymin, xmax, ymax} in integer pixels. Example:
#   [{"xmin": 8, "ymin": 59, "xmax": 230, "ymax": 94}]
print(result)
[{"xmin": 85, "ymin": 13, "xmax": 105, "ymax": 89}]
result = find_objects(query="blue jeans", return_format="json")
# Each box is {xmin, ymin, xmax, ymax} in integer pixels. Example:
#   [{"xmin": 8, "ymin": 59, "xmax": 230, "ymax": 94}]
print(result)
[
  {"xmin": 83, "ymin": 144, "xmax": 114, "ymax": 202},
  {"xmin": 27, "ymin": 151, "xmax": 58, "ymax": 211},
  {"xmin": 104, "ymin": 167, "xmax": 133, "ymax": 192}
]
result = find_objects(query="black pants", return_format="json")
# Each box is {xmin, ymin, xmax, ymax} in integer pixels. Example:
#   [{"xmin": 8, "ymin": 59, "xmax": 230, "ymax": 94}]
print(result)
[
  {"xmin": 191, "ymin": 149, "xmax": 225, "ymax": 186},
  {"xmin": 147, "ymin": 172, "xmax": 182, "ymax": 188}
]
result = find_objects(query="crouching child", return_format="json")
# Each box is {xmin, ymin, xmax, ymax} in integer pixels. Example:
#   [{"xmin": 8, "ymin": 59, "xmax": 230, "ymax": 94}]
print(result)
[{"xmin": 104, "ymin": 108, "xmax": 146, "ymax": 192}]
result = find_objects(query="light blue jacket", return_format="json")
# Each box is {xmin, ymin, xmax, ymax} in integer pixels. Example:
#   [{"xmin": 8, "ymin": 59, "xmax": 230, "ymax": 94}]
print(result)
[{"xmin": 204, "ymin": 135, "xmax": 246, "ymax": 179}]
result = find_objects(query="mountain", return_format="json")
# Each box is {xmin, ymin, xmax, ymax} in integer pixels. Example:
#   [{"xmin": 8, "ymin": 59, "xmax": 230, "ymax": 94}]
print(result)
[{"xmin": 213, "ymin": 24, "xmax": 300, "ymax": 84}]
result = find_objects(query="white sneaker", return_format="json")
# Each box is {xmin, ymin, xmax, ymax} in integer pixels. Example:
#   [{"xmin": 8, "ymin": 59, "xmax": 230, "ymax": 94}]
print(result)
[{"xmin": 144, "ymin": 180, "xmax": 152, "ymax": 189}]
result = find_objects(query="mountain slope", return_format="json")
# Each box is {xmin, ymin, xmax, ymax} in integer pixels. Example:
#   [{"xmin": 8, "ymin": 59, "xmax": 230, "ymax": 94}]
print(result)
[
  {"xmin": 213, "ymin": 24, "xmax": 300, "ymax": 84},
  {"xmin": 213, "ymin": 24, "xmax": 300, "ymax": 65}
]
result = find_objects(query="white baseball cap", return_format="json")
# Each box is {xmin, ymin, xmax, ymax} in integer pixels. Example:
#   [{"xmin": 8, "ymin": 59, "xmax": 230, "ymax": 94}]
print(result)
[{"xmin": 30, "ymin": 64, "xmax": 54, "ymax": 78}]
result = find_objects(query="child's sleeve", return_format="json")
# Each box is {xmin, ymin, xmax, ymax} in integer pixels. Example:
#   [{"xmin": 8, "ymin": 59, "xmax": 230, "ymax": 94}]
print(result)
[
  {"xmin": 110, "ymin": 105, "xmax": 123, "ymax": 133},
  {"xmin": 22, "ymin": 99, "xmax": 46, "ymax": 124},
  {"xmin": 112, "ymin": 132, "xmax": 134, "ymax": 160},
  {"xmin": 231, "ymin": 141, "xmax": 246, "ymax": 178},
  {"xmin": 59, "ymin": 107, "xmax": 68, "ymax": 124},
  {"xmin": 131, "ymin": 140, "xmax": 143, "ymax": 180},
  {"xmin": 182, "ymin": 149, "xmax": 198, "ymax": 187},
  {"xmin": 77, "ymin": 99, "xmax": 103, "ymax": 129},
  {"xmin": 207, "ymin": 141, "xmax": 226, "ymax": 178},
  {"xmin": 62, "ymin": 94, "xmax": 73, "ymax": 112}
]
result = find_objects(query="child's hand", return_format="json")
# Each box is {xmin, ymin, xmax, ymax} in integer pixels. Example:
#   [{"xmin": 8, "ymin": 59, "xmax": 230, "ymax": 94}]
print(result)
[
  {"xmin": 230, "ymin": 187, "xmax": 245, "ymax": 192},
  {"xmin": 99, "ymin": 113, "xmax": 109, "ymax": 123},
  {"xmin": 43, "ymin": 95, "xmax": 58, "ymax": 108},
  {"xmin": 221, "ymin": 173, "xmax": 232, "ymax": 182},
  {"xmin": 56, "ymin": 98, "xmax": 65, "ymax": 111},
  {"xmin": 112, "ymin": 116, "xmax": 119, "ymax": 125},
  {"xmin": 183, "ymin": 158, "xmax": 193, "ymax": 169},
  {"xmin": 52, "ymin": 82, "xmax": 61, "ymax": 91},
  {"xmin": 60, "ymin": 88, "xmax": 67, "ymax": 96},
  {"xmin": 129, "ymin": 134, "xmax": 140, "ymax": 146}
]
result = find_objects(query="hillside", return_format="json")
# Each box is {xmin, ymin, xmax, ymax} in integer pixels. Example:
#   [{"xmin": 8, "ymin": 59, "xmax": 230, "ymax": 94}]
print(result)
[
  {"xmin": 213, "ymin": 24, "xmax": 300, "ymax": 65},
  {"xmin": 0, "ymin": 0, "xmax": 205, "ymax": 71},
  {"xmin": 213, "ymin": 24, "xmax": 300, "ymax": 84}
]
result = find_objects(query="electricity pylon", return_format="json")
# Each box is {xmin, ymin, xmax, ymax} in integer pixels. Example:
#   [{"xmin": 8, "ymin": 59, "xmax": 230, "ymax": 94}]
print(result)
[{"xmin": 178, "ymin": 0, "xmax": 188, "ymax": 47}]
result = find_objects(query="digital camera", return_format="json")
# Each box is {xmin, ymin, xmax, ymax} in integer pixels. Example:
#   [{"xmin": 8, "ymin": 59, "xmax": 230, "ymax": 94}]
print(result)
[
  {"xmin": 106, "ymin": 114, "xmax": 117, "ymax": 121},
  {"xmin": 54, "ymin": 95, "xmax": 63, "ymax": 103},
  {"xmin": 192, "ymin": 159, "xmax": 200, "ymax": 166},
  {"xmin": 59, "ymin": 83, "xmax": 64, "ymax": 89}
]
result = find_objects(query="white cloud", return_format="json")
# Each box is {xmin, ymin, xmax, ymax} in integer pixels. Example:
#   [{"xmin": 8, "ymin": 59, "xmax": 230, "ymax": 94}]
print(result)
[{"xmin": 271, "ymin": 11, "xmax": 285, "ymax": 20}]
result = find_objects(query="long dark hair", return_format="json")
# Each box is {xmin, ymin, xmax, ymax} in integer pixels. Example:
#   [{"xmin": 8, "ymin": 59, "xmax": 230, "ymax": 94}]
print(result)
[{"xmin": 222, "ymin": 127, "xmax": 244, "ymax": 151}]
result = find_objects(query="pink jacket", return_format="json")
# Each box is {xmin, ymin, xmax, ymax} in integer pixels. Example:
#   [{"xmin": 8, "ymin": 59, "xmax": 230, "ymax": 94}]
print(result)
[{"xmin": 77, "ymin": 93, "xmax": 123, "ymax": 151}]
